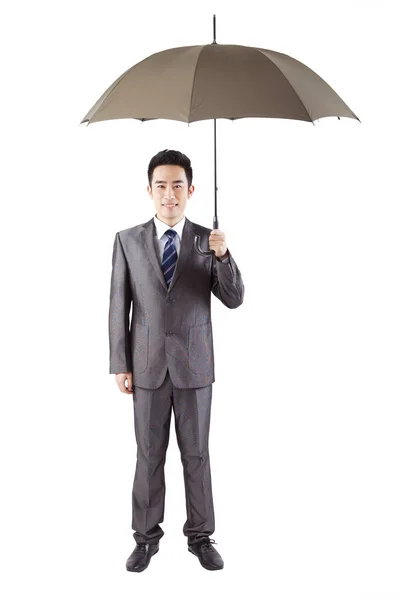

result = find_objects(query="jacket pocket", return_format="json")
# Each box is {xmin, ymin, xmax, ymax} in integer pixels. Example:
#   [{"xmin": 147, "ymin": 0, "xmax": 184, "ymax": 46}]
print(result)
[
  {"xmin": 188, "ymin": 322, "xmax": 213, "ymax": 374},
  {"xmin": 132, "ymin": 323, "xmax": 149, "ymax": 374}
]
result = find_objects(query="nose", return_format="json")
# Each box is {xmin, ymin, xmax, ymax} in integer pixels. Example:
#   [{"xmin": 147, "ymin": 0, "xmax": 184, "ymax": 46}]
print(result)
[{"xmin": 164, "ymin": 186, "xmax": 175, "ymax": 200}]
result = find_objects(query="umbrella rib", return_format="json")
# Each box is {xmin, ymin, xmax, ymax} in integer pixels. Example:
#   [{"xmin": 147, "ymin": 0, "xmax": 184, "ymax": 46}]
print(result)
[
  {"xmin": 256, "ymin": 49, "xmax": 315, "ymax": 124},
  {"xmin": 96, "ymin": 59, "xmax": 149, "ymax": 124},
  {"xmin": 188, "ymin": 46, "xmax": 205, "ymax": 122},
  {"xmin": 81, "ymin": 63, "xmax": 134, "ymax": 124}
]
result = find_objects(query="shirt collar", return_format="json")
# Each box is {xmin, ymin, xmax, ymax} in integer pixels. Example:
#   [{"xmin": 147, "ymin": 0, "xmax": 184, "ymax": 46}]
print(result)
[{"xmin": 153, "ymin": 213, "xmax": 186, "ymax": 241}]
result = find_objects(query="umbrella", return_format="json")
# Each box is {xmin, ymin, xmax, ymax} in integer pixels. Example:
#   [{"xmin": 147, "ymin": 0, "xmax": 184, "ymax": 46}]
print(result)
[{"xmin": 80, "ymin": 14, "xmax": 360, "ymax": 256}]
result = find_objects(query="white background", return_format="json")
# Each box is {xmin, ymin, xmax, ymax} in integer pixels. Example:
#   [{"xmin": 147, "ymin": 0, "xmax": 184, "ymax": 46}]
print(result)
[{"xmin": 1, "ymin": 0, "xmax": 399, "ymax": 599}]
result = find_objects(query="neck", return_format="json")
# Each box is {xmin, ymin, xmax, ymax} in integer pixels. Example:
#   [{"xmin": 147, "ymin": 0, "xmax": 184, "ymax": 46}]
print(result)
[{"xmin": 156, "ymin": 213, "xmax": 184, "ymax": 227}]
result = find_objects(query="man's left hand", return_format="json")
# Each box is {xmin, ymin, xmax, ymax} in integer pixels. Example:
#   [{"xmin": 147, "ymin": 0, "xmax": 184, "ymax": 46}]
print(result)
[{"xmin": 209, "ymin": 229, "xmax": 228, "ymax": 259}]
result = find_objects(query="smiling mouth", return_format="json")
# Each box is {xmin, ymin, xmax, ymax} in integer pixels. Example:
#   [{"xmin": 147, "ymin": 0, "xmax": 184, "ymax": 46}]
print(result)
[{"xmin": 163, "ymin": 204, "xmax": 178, "ymax": 207}]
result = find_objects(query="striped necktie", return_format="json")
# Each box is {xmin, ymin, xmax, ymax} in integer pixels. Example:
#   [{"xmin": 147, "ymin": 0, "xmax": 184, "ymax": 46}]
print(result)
[{"xmin": 162, "ymin": 229, "xmax": 178, "ymax": 287}]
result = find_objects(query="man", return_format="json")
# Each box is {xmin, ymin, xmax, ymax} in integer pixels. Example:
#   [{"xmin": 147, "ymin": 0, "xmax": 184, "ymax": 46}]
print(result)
[{"xmin": 109, "ymin": 149, "xmax": 244, "ymax": 572}]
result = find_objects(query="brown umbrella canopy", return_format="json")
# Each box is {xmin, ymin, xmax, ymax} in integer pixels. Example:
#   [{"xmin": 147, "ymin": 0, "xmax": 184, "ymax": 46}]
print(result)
[{"xmin": 80, "ymin": 43, "xmax": 360, "ymax": 126}]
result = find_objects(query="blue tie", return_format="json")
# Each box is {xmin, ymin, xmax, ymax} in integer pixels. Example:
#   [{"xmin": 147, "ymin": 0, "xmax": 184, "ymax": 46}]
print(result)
[{"xmin": 162, "ymin": 229, "xmax": 178, "ymax": 287}]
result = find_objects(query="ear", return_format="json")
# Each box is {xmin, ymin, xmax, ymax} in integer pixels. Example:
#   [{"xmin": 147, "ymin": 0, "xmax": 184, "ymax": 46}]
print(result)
[
  {"xmin": 188, "ymin": 185, "xmax": 195, "ymax": 197},
  {"xmin": 146, "ymin": 185, "xmax": 152, "ymax": 197}
]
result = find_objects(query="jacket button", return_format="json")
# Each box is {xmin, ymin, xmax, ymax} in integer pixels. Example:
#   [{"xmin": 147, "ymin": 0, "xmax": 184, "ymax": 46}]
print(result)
[{"xmin": 165, "ymin": 330, "xmax": 173, "ymax": 336}]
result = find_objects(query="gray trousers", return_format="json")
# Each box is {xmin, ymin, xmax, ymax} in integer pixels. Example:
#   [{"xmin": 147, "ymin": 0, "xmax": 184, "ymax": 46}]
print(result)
[{"xmin": 131, "ymin": 368, "xmax": 215, "ymax": 546}]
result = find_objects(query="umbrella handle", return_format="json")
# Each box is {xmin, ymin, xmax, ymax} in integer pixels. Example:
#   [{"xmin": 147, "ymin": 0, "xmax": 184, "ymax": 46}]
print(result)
[
  {"xmin": 193, "ymin": 216, "xmax": 219, "ymax": 256},
  {"xmin": 194, "ymin": 234, "xmax": 214, "ymax": 256}
]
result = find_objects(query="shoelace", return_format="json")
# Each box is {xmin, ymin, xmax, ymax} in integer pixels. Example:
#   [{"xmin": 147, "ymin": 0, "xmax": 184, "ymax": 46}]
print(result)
[{"xmin": 199, "ymin": 538, "xmax": 217, "ymax": 553}]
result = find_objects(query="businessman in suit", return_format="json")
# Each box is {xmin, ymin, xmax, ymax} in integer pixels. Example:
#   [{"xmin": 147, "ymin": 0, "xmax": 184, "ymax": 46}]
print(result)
[{"xmin": 109, "ymin": 149, "xmax": 244, "ymax": 572}]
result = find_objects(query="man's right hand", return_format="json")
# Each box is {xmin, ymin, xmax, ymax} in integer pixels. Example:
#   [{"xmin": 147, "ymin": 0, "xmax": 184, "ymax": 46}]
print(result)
[{"xmin": 115, "ymin": 372, "xmax": 134, "ymax": 394}]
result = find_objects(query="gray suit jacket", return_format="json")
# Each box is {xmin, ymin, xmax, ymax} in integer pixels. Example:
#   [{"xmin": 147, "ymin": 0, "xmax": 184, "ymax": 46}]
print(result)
[{"xmin": 108, "ymin": 216, "xmax": 244, "ymax": 389}]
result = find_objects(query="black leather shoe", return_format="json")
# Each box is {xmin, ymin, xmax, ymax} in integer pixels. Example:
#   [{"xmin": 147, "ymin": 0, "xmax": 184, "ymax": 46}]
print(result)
[
  {"xmin": 126, "ymin": 542, "xmax": 159, "ymax": 572},
  {"xmin": 188, "ymin": 538, "xmax": 224, "ymax": 570}
]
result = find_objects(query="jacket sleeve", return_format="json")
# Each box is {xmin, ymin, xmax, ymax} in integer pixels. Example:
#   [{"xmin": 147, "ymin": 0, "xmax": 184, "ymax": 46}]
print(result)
[
  {"xmin": 109, "ymin": 232, "xmax": 132, "ymax": 374},
  {"xmin": 211, "ymin": 249, "xmax": 245, "ymax": 309}
]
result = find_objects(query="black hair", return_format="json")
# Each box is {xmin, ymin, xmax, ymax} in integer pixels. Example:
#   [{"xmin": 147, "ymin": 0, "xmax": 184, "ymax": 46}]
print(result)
[{"xmin": 147, "ymin": 149, "xmax": 193, "ymax": 188}]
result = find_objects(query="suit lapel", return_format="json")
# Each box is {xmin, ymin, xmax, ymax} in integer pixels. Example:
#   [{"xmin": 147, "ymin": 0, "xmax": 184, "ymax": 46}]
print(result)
[{"xmin": 140, "ymin": 217, "xmax": 195, "ymax": 293}]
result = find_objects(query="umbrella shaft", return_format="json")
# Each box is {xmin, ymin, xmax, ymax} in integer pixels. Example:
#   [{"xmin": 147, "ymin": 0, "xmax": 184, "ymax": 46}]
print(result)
[
  {"xmin": 214, "ymin": 118, "xmax": 218, "ymax": 230},
  {"xmin": 213, "ymin": 14, "xmax": 216, "ymax": 44},
  {"xmin": 212, "ymin": 14, "xmax": 218, "ymax": 229}
]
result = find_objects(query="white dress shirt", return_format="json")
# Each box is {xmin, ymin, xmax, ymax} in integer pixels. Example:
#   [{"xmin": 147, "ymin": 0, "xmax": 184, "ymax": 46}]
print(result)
[{"xmin": 153, "ymin": 214, "xmax": 230, "ymax": 263}]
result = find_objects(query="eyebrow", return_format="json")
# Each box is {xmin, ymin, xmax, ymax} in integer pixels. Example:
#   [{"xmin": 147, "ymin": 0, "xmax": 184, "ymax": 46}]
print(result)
[{"xmin": 154, "ymin": 180, "xmax": 184, "ymax": 184}]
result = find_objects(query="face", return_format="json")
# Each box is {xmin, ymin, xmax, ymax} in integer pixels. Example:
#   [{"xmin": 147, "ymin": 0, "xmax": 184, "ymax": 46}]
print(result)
[{"xmin": 147, "ymin": 165, "xmax": 194, "ymax": 226}]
